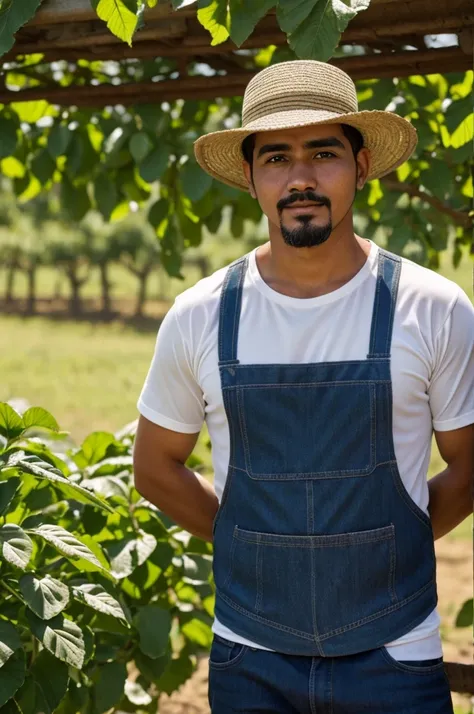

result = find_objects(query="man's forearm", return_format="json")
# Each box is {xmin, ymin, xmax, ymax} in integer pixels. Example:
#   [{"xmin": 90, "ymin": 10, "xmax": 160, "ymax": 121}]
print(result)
[
  {"xmin": 428, "ymin": 464, "xmax": 472, "ymax": 540},
  {"xmin": 134, "ymin": 461, "xmax": 219, "ymax": 543}
]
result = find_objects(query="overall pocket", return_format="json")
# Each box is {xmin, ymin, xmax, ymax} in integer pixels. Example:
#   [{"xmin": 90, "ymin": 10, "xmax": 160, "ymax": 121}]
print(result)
[
  {"xmin": 237, "ymin": 382, "xmax": 376, "ymax": 480},
  {"xmin": 224, "ymin": 524, "xmax": 397, "ymax": 638}
]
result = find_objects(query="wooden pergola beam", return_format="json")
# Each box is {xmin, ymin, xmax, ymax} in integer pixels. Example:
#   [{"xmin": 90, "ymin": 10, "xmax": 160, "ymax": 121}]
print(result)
[{"xmin": 0, "ymin": 47, "xmax": 469, "ymax": 107}]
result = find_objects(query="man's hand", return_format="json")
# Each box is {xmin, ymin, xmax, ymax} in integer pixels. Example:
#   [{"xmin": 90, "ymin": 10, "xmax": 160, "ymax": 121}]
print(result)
[
  {"xmin": 429, "ymin": 424, "xmax": 473, "ymax": 540},
  {"xmin": 133, "ymin": 415, "xmax": 219, "ymax": 542}
]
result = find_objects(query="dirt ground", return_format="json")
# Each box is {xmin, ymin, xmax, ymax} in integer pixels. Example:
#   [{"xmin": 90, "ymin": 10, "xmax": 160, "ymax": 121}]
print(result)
[{"xmin": 159, "ymin": 537, "xmax": 472, "ymax": 714}]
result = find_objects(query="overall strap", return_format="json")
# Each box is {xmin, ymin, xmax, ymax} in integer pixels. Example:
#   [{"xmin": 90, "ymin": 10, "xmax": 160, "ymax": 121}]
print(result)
[
  {"xmin": 218, "ymin": 255, "xmax": 248, "ymax": 365},
  {"xmin": 367, "ymin": 248, "xmax": 402, "ymax": 359}
]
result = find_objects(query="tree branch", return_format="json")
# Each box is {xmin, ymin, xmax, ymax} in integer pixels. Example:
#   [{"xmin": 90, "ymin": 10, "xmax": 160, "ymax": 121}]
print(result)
[{"xmin": 381, "ymin": 176, "xmax": 472, "ymax": 229}]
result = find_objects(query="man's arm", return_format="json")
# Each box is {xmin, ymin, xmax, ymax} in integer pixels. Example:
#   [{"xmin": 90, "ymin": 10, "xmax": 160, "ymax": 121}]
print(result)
[
  {"xmin": 428, "ymin": 424, "xmax": 473, "ymax": 540},
  {"xmin": 133, "ymin": 415, "xmax": 219, "ymax": 542}
]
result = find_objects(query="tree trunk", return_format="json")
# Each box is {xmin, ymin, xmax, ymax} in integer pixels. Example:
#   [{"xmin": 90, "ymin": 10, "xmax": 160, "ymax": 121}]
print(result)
[
  {"xmin": 26, "ymin": 265, "xmax": 37, "ymax": 315},
  {"xmin": 5, "ymin": 261, "xmax": 17, "ymax": 305},
  {"xmin": 98, "ymin": 261, "xmax": 112, "ymax": 315},
  {"xmin": 135, "ymin": 268, "xmax": 151, "ymax": 318},
  {"xmin": 66, "ymin": 268, "xmax": 83, "ymax": 317}
]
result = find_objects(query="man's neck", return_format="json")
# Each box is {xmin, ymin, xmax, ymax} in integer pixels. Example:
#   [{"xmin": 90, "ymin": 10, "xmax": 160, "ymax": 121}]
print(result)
[{"xmin": 255, "ymin": 232, "xmax": 371, "ymax": 300}]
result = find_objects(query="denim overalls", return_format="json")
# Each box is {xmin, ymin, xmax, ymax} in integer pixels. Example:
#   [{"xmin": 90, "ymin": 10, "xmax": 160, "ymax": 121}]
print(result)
[{"xmin": 212, "ymin": 248, "xmax": 438, "ymax": 657}]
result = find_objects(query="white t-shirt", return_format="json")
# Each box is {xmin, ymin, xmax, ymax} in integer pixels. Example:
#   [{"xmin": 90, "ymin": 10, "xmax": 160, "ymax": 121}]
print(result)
[{"xmin": 138, "ymin": 239, "xmax": 474, "ymax": 660}]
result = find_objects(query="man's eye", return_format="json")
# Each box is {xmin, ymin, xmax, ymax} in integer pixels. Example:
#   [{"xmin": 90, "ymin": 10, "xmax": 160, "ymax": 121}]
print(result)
[
  {"xmin": 316, "ymin": 151, "xmax": 336, "ymax": 159},
  {"xmin": 266, "ymin": 155, "xmax": 286, "ymax": 163}
]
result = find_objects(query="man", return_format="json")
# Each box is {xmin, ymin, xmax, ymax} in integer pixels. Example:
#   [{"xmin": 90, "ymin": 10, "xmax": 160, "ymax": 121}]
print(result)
[{"xmin": 133, "ymin": 60, "xmax": 474, "ymax": 713}]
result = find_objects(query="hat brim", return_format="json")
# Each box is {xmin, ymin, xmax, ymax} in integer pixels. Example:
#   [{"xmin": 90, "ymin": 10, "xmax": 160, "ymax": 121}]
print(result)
[{"xmin": 194, "ymin": 109, "xmax": 417, "ymax": 191}]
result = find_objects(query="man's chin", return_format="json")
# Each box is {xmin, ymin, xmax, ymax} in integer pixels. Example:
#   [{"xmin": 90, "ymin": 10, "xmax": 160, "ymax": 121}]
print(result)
[{"xmin": 280, "ymin": 223, "xmax": 332, "ymax": 248}]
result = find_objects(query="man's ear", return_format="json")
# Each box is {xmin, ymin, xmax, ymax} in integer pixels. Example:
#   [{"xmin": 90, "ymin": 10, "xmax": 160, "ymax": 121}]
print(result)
[
  {"xmin": 242, "ymin": 160, "xmax": 256, "ymax": 198},
  {"xmin": 356, "ymin": 147, "xmax": 371, "ymax": 190}
]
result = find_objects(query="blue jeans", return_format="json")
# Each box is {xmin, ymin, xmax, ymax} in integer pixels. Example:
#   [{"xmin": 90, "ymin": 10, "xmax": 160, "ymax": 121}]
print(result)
[{"xmin": 208, "ymin": 635, "xmax": 454, "ymax": 713}]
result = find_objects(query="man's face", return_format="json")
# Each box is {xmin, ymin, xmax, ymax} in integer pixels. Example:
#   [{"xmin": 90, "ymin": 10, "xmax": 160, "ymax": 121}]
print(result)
[{"xmin": 243, "ymin": 124, "xmax": 370, "ymax": 248}]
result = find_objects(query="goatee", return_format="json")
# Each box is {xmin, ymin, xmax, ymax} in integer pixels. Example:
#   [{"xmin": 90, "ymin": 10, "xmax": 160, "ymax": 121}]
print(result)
[{"xmin": 281, "ymin": 214, "xmax": 333, "ymax": 248}]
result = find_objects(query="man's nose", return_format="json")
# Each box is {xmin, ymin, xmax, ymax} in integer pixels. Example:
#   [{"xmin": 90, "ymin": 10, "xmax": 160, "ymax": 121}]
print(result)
[{"xmin": 287, "ymin": 162, "xmax": 317, "ymax": 193}]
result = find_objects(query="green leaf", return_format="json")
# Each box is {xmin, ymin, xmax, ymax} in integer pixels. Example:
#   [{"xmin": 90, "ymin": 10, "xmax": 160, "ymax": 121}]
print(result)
[
  {"xmin": 0, "ymin": 478, "xmax": 20, "ymax": 516},
  {"xmin": 94, "ymin": 174, "xmax": 118, "ymax": 222},
  {"xmin": 22, "ymin": 407, "xmax": 60, "ymax": 433},
  {"xmin": 0, "ymin": 0, "xmax": 43, "ymax": 58},
  {"xmin": 0, "ymin": 650, "xmax": 26, "ymax": 708},
  {"xmin": 47, "ymin": 124, "xmax": 71, "ymax": 159},
  {"xmin": 71, "ymin": 583, "xmax": 130, "ymax": 625},
  {"xmin": 16, "ymin": 456, "xmax": 114, "ymax": 512},
  {"xmin": 182, "ymin": 553, "xmax": 213, "ymax": 584},
  {"xmin": 20, "ymin": 574, "xmax": 70, "ymax": 620},
  {"xmin": 31, "ymin": 149, "xmax": 56, "ymax": 186},
  {"xmin": 197, "ymin": 0, "xmax": 229, "ymax": 46},
  {"xmin": 27, "ymin": 611, "xmax": 85, "ymax": 669},
  {"xmin": 148, "ymin": 198, "xmax": 169, "ymax": 228},
  {"xmin": 445, "ymin": 95, "xmax": 472, "ymax": 134},
  {"xmin": 95, "ymin": 0, "xmax": 140, "ymax": 46},
  {"xmin": 135, "ymin": 605, "xmax": 171, "ymax": 659},
  {"xmin": 81, "ymin": 432, "xmax": 117, "ymax": 465},
  {"xmin": 0, "ymin": 116, "xmax": 17, "ymax": 159},
  {"xmin": 180, "ymin": 160, "xmax": 213, "ymax": 202},
  {"xmin": 289, "ymin": 0, "xmax": 370, "ymax": 61},
  {"xmin": 29, "ymin": 524, "xmax": 110, "ymax": 574},
  {"xmin": 60, "ymin": 177, "xmax": 91, "ymax": 222},
  {"xmin": 92, "ymin": 661, "xmax": 127, "ymax": 714},
  {"xmin": 133, "ymin": 649, "xmax": 171, "ymax": 684},
  {"xmin": 181, "ymin": 617, "xmax": 213, "ymax": 648},
  {"xmin": 276, "ymin": 0, "xmax": 318, "ymax": 33},
  {"xmin": 0, "ymin": 404, "xmax": 24, "ymax": 441},
  {"xmin": 0, "ymin": 621, "xmax": 22, "ymax": 668},
  {"xmin": 105, "ymin": 531, "xmax": 157, "ymax": 579},
  {"xmin": 29, "ymin": 650, "xmax": 69, "ymax": 714},
  {"xmin": 156, "ymin": 649, "xmax": 194, "ymax": 696},
  {"xmin": 229, "ymin": 0, "xmax": 276, "ymax": 46},
  {"xmin": 0, "ymin": 524, "xmax": 33, "ymax": 570},
  {"xmin": 130, "ymin": 132, "xmax": 153, "ymax": 163},
  {"xmin": 455, "ymin": 598, "xmax": 473, "ymax": 628},
  {"xmin": 0, "ymin": 696, "xmax": 21, "ymax": 714},
  {"xmin": 139, "ymin": 145, "xmax": 169, "ymax": 183}
]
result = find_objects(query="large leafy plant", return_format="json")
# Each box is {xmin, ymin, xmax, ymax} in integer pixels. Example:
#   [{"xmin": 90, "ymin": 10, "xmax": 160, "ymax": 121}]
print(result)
[{"xmin": 0, "ymin": 403, "xmax": 214, "ymax": 713}]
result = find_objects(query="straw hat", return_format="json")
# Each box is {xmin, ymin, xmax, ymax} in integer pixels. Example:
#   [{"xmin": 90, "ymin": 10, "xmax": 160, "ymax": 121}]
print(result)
[{"xmin": 193, "ymin": 60, "xmax": 417, "ymax": 191}]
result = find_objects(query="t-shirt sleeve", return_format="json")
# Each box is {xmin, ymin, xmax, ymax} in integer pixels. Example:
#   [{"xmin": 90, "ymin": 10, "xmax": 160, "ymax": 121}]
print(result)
[
  {"xmin": 429, "ymin": 287, "xmax": 474, "ymax": 432},
  {"xmin": 137, "ymin": 304, "xmax": 205, "ymax": 434}
]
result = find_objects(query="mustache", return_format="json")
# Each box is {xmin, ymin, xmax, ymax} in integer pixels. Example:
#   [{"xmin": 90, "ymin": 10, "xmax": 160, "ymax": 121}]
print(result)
[{"xmin": 277, "ymin": 191, "xmax": 331, "ymax": 213}]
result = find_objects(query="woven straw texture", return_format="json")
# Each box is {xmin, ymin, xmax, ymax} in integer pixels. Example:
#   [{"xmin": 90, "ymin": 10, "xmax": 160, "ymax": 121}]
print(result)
[{"xmin": 194, "ymin": 60, "xmax": 417, "ymax": 191}]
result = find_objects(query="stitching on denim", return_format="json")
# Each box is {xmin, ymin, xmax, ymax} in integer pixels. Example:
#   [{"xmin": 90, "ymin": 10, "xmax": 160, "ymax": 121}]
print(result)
[
  {"xmin": 220, "ymin": 359, "xmax": 391, "ymax": 369},
  {"xmin": 379, "ymin": 647, "xmax": 445, "ymax": 675},
  {"xmin": 237, "ymin": 381, "xmax": 377, "ymax": 478},
  {"xmin": 384, "ymin": 255, "xmax": 401, "ymax": 355},
  {"xmin": 209, "ymin": 641, "xmax": 249, "ymax": 670},
  {"xmin": 218, "ymin": 256, "xmax": 246, "ymax": 363},
  {"xmin": 369, "ymin": 250, "xmax": 384, "ymax": 356},
  {"xmin": 309, "ymin": 658, "xmax": 318, "ymax": 714},
  {"xmin": 390, "ymin": 461, "xmax": 433, "ymax": 530},
  {"xmin": 234, "ymin": 524, "xmax": 395, "ymax": 547},
  {"xmin": 255, "ymin": 535, "xmax": 263, "ymax": 615},
  {"xmin": 227, "ymin": 380, "xmax": 391, "ymax": 390},
  {"xmin": 222, "ymin": 525, "xmax": 237, "ymax": 589},
  {"xmin": 230, "ymin": 257, "xmax": 247, "ymax": 362},
  {"xmin": 328, "ymin": 658, "xmax": 334, "ymax": 714},
  {"xmin": 217, "ymin": 580, "xmax": 435, "ymax": 645},
  {"xmin": 388, "ymin": 530, "xmax": 398, "ymax": 602},
  {"xmin": 218, "ymin": 590, "xmax": 315, "ymax": 639},
  {"xmin": 318, "ymin": 580, "xmax": 434, "ymax": 640},
  {"xmin": 231, "ymin": 462, "xmax": 395, "ymax": 480}
]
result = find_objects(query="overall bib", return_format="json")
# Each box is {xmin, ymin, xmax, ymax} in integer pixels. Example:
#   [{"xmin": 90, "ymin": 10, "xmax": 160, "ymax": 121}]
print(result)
[{"xmin": 212, "ymin": 248, "xmax": 438, "ymax": 658}]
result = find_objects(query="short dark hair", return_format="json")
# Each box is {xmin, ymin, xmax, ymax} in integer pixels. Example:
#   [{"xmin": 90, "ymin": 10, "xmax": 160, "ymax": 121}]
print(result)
[{"xmin": 241, "ymin": 124, "xmax": 364, "ymax": 170}]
